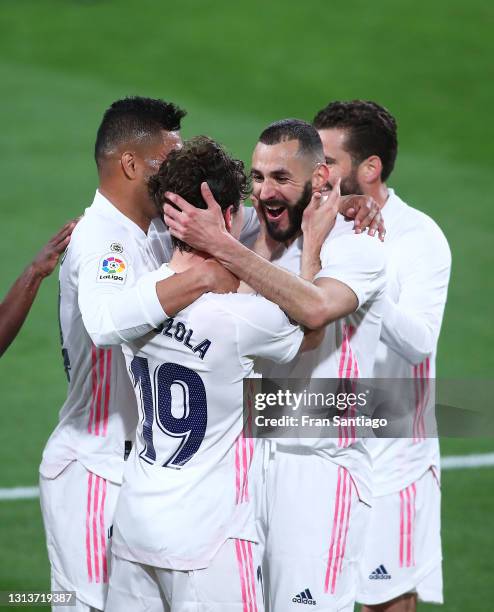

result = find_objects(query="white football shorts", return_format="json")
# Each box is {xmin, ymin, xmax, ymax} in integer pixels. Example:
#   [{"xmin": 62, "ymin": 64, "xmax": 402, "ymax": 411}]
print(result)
[
  {"xmin": 260, "ymin": 445, "xmax": 369, "ymax": 612},
  {"xmin": 106, "ymin": 538, "xmax": 265, "ymax": 612},
  {"xmin": 356, "ymin": 467, "xmax": 442, "ymax": 606},
  {"xmin": 39, "ymin": 460, "xmax": 120, "ymax": 610}
]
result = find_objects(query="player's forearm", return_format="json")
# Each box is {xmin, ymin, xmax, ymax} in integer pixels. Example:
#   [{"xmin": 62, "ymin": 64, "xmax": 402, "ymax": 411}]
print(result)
[
  {"xmin": 0, "ymin": 265, "xmax": 44, "ymax": 357},
  {"xmin": 212, "ymin": 234, "xmax": 327, "ymax": 329},
  {"xmin": 301, "ymin": 240, "xmax": 322, "ymax": 282},
  {"xmin": 83, "ymin": 265, "xmax": 220, "ymax": 347},
  {"xmin": 380, "ymin": 296, "xmax": 439, "ymax": 364},
  {"xmin": 155, "ymin": 267, "xmax": 212, "ymax": 317}
]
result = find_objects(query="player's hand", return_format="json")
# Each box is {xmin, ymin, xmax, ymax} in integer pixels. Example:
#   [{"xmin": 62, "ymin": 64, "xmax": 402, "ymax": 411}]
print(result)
[
  {"xmin": 301, "ymin": 179, "xmax": 341, "ymax": 252},
  {"xmin": 163, "ymin": 182, "xmax": 229, "ymax": 255},
  {"xmin": 31, "ymin": 219, "xmax": 77, "ymax": 278},
  {"xmin": 251, "ymin": 194, "xmax": 283, "ymax": 260},
  {"xmin": 339, "ymin": 195, "xmax": 386, "ymax": 241},
  {"xmin": 200, "ymin": 259, "xmax": 240, "ymax": 294}
]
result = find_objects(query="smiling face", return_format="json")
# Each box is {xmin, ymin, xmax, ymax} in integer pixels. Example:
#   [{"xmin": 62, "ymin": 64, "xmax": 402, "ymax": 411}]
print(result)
[{"xmin": 251, "ymin": 139, "xmax": 316, "ymax": 242}]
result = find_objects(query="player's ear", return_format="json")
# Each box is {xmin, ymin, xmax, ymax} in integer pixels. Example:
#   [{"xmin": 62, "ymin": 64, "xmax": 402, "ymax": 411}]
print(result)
[
  {"xmin": 360, "ymin": 155, "xmax": 382, "ymax": 184},
  {"xmin": 121, "ymin": 151, "xmax": 137, "ymax": 180},
  {"xmin": 312, "ymin": 162, "xmax": 330, "ymax": 192},
  {"xmin": 224, "ymin": 205, "xmax": 233, "ymax": 233}
]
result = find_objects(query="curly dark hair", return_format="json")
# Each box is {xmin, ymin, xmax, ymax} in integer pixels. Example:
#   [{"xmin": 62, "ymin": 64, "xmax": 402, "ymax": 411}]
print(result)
[
  {"xmin": 95, "ymin": 96, "xmax": 186, "ymax": 169},
  {"xmin": 313, "ymin": 100, "xmax": 397, "ymax": 181},
  {"xmin": 149, "ymin": 136, "xmax": 249, "ymax": 253}
]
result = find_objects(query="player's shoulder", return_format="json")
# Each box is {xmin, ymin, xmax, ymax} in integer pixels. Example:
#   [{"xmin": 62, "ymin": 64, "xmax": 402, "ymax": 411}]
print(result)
[
  {"xmin": 387, "ymin": 190, "xmax": 451, "ymax": 257},
  {"xmin": 388, "ymin": 190, "xmax": 445, "ymax": 236},
  {"xmin": 70, "ymin": 194, "xmax": 140, "ymax": 256},
  {"xmin": 321, "ymin": 215, "xmax": 386, "ymax": 270},
  {"xmin": 201, "ymin": 292, "xmax": 289, "ymax": 330}
]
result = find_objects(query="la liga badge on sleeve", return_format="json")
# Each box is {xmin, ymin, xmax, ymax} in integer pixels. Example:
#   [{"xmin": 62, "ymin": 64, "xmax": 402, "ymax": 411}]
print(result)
[{"xmin": 97, "ymin": 253, "xmax": 128, "ymax": 284}]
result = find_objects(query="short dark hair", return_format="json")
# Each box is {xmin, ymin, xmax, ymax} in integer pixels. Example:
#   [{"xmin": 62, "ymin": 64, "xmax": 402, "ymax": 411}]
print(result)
[
  {"xmin": 94, "ymin": 96, "xmax": 186, "ymax": 168},
  {"xmin": 258, "ymin": 119, "xmax": 324, "ymax": 163},
  {"xmin": 313, "ymin": 100, "xmax": 398, "ymax": 181},
  {"xmin": 149, "ymin": 136, "xmax": 248, "ymax": 253}
]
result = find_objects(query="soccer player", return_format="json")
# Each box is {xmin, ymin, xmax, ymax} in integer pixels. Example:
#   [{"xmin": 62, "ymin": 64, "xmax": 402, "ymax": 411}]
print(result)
[
  {"xmin": 0, "ymin": 220, "xmax": 75, "ymax": 357},
  {"xmin": 163, "ymin": 119, "xmax": 387, "ymax": 611},
  {"xmin": 313, "ymin": 100, "xmax": 451, "ymax": 611},
  {"xmin": 39, "ymin": 98, "xmax": 240, "ymax": 612},
  {"xmin": 105, "ymin": 135, "xmax": 304, "ymax": 611}
]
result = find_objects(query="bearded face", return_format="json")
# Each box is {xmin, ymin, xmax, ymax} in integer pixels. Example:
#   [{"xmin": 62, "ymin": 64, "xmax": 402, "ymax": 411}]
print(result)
[{"xmin": 258, "ymin": 181, "xmax": 313, "ymax": 243}]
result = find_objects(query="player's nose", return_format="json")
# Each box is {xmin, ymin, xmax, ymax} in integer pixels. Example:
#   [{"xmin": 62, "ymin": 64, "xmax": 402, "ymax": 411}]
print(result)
[{"xmin": 259, "ymin": 181, "xmax": 277, "ymax": 201}]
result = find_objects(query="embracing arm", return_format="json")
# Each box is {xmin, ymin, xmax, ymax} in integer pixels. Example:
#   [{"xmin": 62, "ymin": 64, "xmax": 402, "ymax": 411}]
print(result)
[
  {"xmin": 80, "ymin": 260, "xmax": 238, "ymax": 347},
  {"xmin": 0, "ymin": 220, "xmax": 76, "ymax": 357},
  {"xmin": 164, "ymin": 182, "xmax": 359, "ymax": 329}
]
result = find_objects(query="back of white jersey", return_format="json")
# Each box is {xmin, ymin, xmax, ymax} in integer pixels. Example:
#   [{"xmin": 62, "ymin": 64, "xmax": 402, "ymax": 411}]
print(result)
[
  {"xmin": 40, "ymin": 193, "xmax": 170, "ymax": 483},
  {"xmin": 259, "ymin": 216, "xmax": 386, "ymax": 504},
  {"xmin": 113, "ymin": 279, "xmax": 303, "ymax": 570},
  {"xmin": 367, "ymin": 190, "xmax": 451, "ymax": 495}
]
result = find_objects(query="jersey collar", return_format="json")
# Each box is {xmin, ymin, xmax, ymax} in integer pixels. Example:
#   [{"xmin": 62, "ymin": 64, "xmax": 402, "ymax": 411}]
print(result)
[
  {"xmin": 92, "ymin": 190, "xmax": 150, "ymax": 243},
  {"xmin": 381, "ymin": 188, "xmax": 407, "ymax": 224}
]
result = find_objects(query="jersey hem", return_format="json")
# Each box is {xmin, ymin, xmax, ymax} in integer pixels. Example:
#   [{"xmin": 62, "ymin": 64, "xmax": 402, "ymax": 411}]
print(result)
[
  {"xmin": 356, "ymin": 554, "xmax": 442, "ymax": 605},
  {"xmin": 371, "ymin": 463, "xmax": 440, "ymax": 498},
  {"xmin": 111, "ymin": 533, "xmax": 258, "ymax": 572}
]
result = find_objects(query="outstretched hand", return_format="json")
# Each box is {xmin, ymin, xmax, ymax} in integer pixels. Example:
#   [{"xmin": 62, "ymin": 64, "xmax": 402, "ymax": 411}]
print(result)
[
  {"xmin": 163, "ymin": 182, "xmax": 229, "ymax": 255},
  {"xmin": 32, "ymin": 219, "xmax": 77, "ymax": 278}
]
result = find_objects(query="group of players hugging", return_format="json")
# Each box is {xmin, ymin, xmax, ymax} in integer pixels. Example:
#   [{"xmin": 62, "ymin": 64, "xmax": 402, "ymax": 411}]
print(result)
[{"xmin": 1, "ymin": 96, "xmax": 451, "ymax": 612}]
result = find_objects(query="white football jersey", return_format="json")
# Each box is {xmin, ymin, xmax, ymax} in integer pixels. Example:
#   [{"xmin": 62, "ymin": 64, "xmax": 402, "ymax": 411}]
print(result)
[
  {"xmin": 40, "ymin": 191, "xmax": 172, "ymax": 483},
  {"xmin": 258, "ymin": 215, "xmax": 386, "ymax": 504},
  {"xmin": 40, "ymin": 193, "xmax": 260, "ymax": 484},
  {"xmin": 112, "ymin": 266, "xmax": 303, "ymax": 571},
  {"xmin": 367, "ymin": 189, "xmax": 451, "ymax": 496}
]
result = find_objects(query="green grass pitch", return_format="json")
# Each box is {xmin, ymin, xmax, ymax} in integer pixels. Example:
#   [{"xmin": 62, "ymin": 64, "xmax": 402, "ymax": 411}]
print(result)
[{"xmin": 0, "ymin": 1, "xmax": 493, "ymax": 609}]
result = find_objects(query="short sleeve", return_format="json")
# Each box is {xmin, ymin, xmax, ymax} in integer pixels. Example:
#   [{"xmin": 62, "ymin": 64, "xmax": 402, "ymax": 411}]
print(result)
[{"xmin": 314, "ymin": 233, "xmax": 386, "ymax": 307}]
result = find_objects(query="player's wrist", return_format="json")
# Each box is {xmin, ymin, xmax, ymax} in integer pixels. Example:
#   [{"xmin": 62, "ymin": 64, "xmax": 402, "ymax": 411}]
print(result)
[
  {"xmin": 210, "ymin": 231, "xmax": 241, "ymax": 266},
  {"xmin": 25, "ymin": 262, "xmax": 48, "ymax": 283}
]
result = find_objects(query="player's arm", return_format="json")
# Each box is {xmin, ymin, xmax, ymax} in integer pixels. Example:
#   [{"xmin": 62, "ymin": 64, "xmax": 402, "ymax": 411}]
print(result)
[
  {"xmin": 164, "ymin": 182, "xmax": 370, "ymax": 329},
  {"xmin": 78, "ymin": 249, "xmax": 238, "ymax": 347},
  {"xmin": 380, "ymin": 228, "xmax": 451, "ymax": 364},
  {"xmin": 0, "ymin": 220, "xmax": 75, "ymax": 357}
]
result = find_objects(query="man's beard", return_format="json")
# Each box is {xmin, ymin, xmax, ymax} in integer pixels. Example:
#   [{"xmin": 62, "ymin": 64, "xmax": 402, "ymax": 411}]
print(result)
[
  {"xmin": 339, "ymin": 167, "xmax": 363, "ymax": 196},
  {"xmin": 259, "ymin": 181, "xmax": 313, "ymax": 243}
]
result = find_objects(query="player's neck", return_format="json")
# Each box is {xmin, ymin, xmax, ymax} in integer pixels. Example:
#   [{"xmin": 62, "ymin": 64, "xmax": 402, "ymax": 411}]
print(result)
[
  {"xmin": 364, "ymin": 182, "xmax": 389, "ymax": 209},
  {"xmin": 168, "ymin": 249, "xmax": 209, "ymax": 273},
  {"xmin": 98, "ymin": 184, "xmax": 154, "ymax": 234}
]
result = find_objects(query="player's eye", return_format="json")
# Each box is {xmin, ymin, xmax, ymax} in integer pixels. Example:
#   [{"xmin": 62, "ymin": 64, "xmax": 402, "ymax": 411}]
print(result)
[{"xmin": 251, "ymin": 174, "xmax": 263, "ymax": 182}]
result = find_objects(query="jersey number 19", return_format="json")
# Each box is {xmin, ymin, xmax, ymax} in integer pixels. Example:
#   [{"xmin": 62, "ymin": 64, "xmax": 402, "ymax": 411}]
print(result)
[{"xmin": 130, "ymin": 356, "xmax": 207, "ymax": 469}]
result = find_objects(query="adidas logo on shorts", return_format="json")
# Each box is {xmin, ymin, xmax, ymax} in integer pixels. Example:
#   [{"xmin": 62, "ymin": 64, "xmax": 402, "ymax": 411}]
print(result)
[
  {"xmin": 292, "ymin": 588, "xmax": 317, "ymax": 605},
  {"xmin": 369, "ymin": 564, "xmax": 392, "ymax": 579}
]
